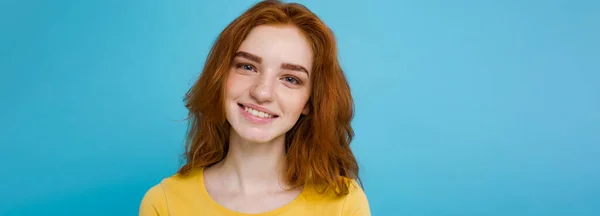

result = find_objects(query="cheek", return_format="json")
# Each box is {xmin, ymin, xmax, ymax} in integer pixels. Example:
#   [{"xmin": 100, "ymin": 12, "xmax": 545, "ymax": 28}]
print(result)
[
  {"xmin": 225, "ymin": 72, "xmax": 250, "ymax": 97},
  {"xmin": 278, "ymin": 88, "xmax": 311, "ymax": 114}
]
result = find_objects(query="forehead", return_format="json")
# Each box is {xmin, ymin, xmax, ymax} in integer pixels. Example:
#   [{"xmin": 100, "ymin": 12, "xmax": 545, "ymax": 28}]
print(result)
[{"xmin": 237, "ymin": 25, "xmax": 313, "ymax": 72}]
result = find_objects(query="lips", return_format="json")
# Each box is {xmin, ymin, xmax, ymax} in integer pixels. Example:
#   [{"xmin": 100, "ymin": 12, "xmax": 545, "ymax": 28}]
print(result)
[{"xmin": 238, "ymin": 103, "xmax": 279, "ymax": 119}]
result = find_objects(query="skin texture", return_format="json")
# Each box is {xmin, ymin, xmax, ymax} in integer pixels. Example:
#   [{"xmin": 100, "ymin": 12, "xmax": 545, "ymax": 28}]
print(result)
[
  {"xmin": 225, "ymin": 24, "xmax": 312, "ymax": 144},
  {"xmin": 203, "ymin": 24, "xmax": 314, "ymax": 214}
]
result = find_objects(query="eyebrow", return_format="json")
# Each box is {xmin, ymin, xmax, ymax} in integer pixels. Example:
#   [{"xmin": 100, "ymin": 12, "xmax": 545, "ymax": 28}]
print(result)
[
  {"xmin": 234, "ymin": 51, "xmax": 310, "ymax": 76},
  {"xmin": 235, "ymin": 51, "xmax": 261, "ymax": 63},
  {"xmin": 282, "ymin": 63, "xmax": 309, "ymax": 75}
]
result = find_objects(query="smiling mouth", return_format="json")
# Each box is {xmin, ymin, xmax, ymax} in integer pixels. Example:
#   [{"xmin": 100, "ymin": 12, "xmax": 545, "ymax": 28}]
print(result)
[{"xmin": 238, "ymin": 103, "xmax": 279, "ymax": 119}]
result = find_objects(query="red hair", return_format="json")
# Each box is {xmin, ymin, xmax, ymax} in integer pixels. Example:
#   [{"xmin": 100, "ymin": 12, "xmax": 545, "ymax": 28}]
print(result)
[{"xmin": 178, "ymin": 0, "xmax": 360, "ymax": 196}]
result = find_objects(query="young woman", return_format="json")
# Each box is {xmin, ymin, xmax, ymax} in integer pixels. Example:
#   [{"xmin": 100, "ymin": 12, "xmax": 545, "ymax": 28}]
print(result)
[{"xmin": 139, "ymin": 0, "xmax": 370, "ymax": 215}]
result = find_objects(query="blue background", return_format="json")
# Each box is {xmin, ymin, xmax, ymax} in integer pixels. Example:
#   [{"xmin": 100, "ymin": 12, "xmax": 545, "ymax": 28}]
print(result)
[{"xmin": 1, "ymin": 0, "xmax": 598, "ymax": 215}]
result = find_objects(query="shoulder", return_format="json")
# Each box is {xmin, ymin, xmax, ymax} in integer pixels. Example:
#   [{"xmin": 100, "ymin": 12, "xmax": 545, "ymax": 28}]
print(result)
[
  {"xmin": 138, "ymin": 169, "xmax": 204, "ymax": 216},
  {"xmin": 139, "ymin": 182, "xmax": 168, "ymax": 216},
  {"xmin": 302, "ymin": 178, "xmax": 371, "ymax": 216},
  {"xmin": 341, "ymin": 178, "xmax": 371, "ymax": 216}
]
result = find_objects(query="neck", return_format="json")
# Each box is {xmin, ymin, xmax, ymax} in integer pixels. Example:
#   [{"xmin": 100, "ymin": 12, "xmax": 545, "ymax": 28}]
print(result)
[{"xmin": 215, "ymin": 131, "xmax": 288, "ymax": 194}]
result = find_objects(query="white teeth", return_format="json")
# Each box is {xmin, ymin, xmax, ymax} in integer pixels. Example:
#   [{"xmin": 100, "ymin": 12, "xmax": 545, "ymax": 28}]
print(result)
[{"xmin": 244, "ymin": 106, "xmax": 273, "ymax": 118}]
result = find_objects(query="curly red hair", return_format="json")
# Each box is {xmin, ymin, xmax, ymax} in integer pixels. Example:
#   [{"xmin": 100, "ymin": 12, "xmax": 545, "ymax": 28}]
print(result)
[{"xmin": 178, "ymin": 0, "xmax": 360, "ymax": 196}]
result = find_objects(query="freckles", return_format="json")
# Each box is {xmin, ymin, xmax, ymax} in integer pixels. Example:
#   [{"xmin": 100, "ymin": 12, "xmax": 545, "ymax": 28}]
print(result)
[
  {"xmin": 226, "ymin": 76, "xmax": 246, "ymax": 97},
  {"xmin": 278, "ymin": 93, "xmax": 308, "ymax": 112},
  {"xmin": 225, "ymin": 71, "xmax": 237, "ymax": 86},
  {"xmin": 228, "ymin": 75, "xmax": 256, "ymax": 97},
  {"xmin": 225, "ymin": 79, "xmax": 236, "ymax": 95}
]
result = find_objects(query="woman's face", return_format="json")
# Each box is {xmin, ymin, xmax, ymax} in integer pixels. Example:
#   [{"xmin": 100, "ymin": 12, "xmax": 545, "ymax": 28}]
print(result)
[{"xmin": 225, "ymin": 25, "xmax": 313, "ymax": 143}]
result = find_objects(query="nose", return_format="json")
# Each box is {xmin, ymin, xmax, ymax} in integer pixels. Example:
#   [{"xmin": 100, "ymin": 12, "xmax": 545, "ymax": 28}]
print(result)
[{"xmin": 250, "ymin": 75, "xmax": 274, "ymax": 103}]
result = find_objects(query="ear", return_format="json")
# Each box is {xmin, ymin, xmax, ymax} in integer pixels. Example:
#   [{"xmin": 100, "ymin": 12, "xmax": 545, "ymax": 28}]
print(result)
[{"xmin": 302, "ymin": 103, "xmax": 310, "ymax": 115}]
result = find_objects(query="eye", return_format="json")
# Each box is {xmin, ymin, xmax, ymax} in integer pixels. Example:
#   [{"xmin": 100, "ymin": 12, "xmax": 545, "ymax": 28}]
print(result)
[
  {"xmin": 242, "ymin": 64, "xmax": 254, "ymax": 71},
  {"xmin": 283, "ymin": 76, "xmax": 301, "ymax": 85},
  {"xmin": 236, "ymin": 63, "xmax": 256, "ymax": 72}
]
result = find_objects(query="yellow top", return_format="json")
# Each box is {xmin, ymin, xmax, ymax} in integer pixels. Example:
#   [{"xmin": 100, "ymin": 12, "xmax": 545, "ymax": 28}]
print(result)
[{"xmin": 139, "ymin": 168, "xmax": 371, "ymax": 216}]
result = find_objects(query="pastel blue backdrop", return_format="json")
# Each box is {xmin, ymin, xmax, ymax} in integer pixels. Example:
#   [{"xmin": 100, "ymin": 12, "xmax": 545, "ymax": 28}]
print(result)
[{"xmin": 1, "ymin": 0, "xmax": 598, "ymax": 215}]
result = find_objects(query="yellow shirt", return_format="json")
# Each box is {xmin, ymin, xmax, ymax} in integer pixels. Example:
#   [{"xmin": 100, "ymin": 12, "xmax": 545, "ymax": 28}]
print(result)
[{"xmin": 139, "ymin": 168, "xmax": 371, "ymax": 216}]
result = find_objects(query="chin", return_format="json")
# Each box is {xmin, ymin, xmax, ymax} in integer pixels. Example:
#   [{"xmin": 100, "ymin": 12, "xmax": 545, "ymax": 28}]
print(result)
[{"xmin": 233, "ymin": 127, "xmax": 283, "ymax": 144}]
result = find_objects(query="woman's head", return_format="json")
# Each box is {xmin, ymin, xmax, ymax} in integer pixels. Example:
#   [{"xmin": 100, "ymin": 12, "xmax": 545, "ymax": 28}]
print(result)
[
  {"xmin": 225, "ymin": 24, "xmax": 313, "ymax": 144},
  {"xmin": 180, "ymin": 0, "xmax": 359, "ymax": 196}
]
